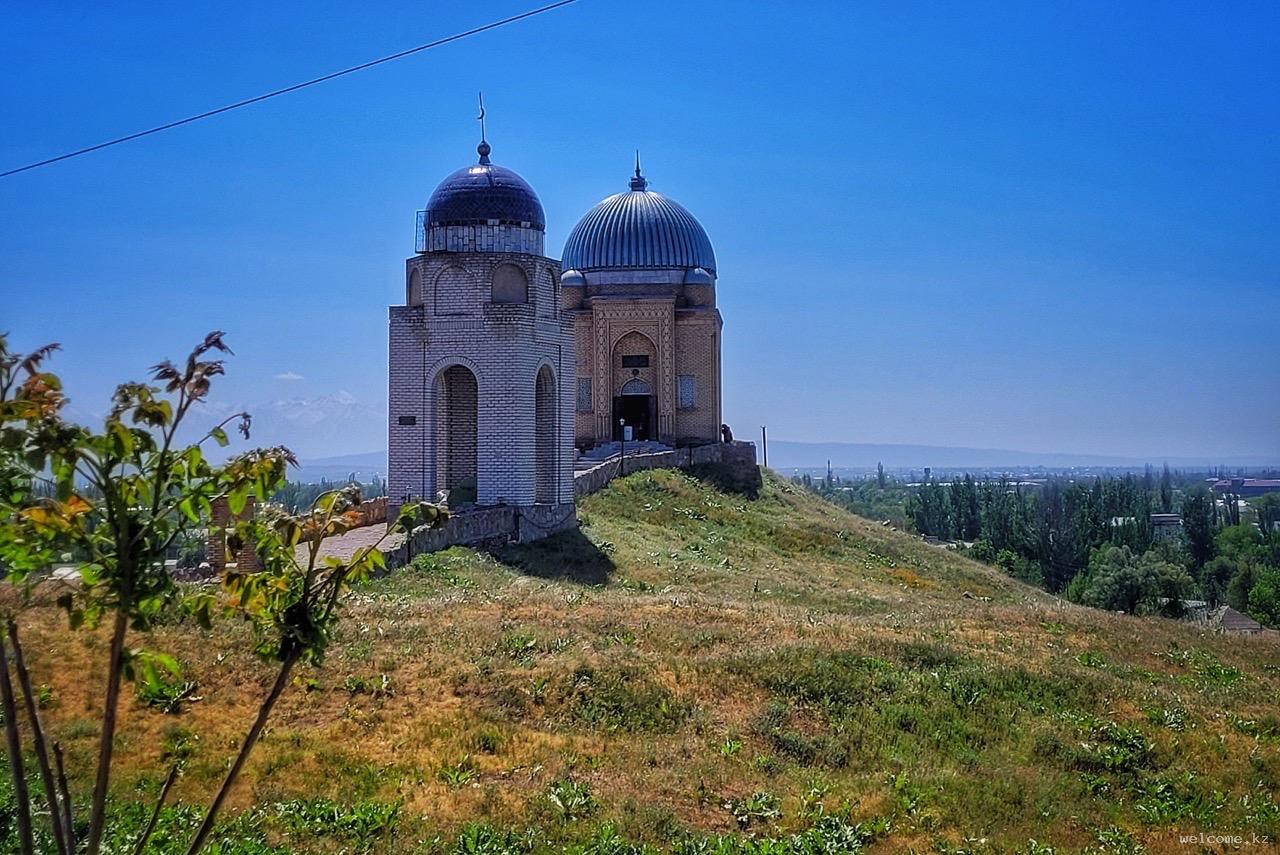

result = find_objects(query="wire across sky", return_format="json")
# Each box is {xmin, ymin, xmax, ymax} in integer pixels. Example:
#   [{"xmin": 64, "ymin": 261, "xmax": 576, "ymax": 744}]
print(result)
[{"xmin": 0, "ymin": 0, "xmax": 579, "ymax": 179}]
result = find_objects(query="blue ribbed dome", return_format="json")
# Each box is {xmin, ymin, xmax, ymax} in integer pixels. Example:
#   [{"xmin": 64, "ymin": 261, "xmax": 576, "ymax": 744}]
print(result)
[
  {"xmin": 562, "ymin": 169, "xmax": 715, "ymax": 273},
  {"xmin": 426, "ymin": 143, "xmax": 545, "ymax": 231}
]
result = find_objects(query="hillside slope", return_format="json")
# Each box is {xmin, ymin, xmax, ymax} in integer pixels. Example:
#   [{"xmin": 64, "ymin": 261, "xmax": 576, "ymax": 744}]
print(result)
[{"xmin": 10, "ymin": 468, "xmax": 1280, "ymax": 853}]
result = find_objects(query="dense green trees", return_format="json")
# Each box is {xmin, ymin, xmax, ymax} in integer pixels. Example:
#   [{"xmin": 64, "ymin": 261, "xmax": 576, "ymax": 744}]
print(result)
[
  {"xmin": 1248, "ymin": 568, "xmax": 1280, "ymax": 627},
  {"xmin": 1181, "ymin": 488, "xmax": 1217, "ymax": 571},
  {"xmin": 1256, "ymin": 494, "xmax": 1280, "ymax": 533},
  {"xmin": 1067, "ymin": 545, "xmax": 1192, "ymax": 615},
  {"xmin": 803, "ymin": 468, "xmax": 1280, "ymax": 628}
]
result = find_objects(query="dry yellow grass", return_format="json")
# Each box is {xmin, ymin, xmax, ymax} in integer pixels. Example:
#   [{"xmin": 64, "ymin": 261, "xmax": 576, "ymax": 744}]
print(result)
[{"xmin": 8, "ymin": 467, "xmax": 1280, "ymax": 853}]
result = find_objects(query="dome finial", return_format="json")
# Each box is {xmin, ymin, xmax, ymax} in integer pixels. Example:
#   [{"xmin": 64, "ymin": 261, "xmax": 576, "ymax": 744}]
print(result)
[
  {"xmin": 629, "ymin": 149, "xmax": 647, "ymax": 191},
  {"xmin": 476, "ymin": 92, "xmax": 491, "ymax": 164}
]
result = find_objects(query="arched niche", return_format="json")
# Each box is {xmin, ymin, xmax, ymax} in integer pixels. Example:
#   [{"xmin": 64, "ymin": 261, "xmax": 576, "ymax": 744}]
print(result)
[{"xmin": 491, "ymin": 263, "xmax": 528, "ymax": 304}]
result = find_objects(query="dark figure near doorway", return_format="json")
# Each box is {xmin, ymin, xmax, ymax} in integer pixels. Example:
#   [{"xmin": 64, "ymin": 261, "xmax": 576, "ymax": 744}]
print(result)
[{"xmin": 721, "ymin": 423, "xmax": 733, "ymax": 443}]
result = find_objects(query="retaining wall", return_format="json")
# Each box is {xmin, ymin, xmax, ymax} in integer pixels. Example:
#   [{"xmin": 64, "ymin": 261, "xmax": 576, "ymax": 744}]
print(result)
[
  {"xmin": 383, "ymin": 502, "xmax": 577, "ymax": 569},
  {"xmin": 573, "ymin": 441, "xmax": 758, "ymax": 497},
  {"xmin": 346, "ymin": 442, "xmax": 757, "ymax": 571}
]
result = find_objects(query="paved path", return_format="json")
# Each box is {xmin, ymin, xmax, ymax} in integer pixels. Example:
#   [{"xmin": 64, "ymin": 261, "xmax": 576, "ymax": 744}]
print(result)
[{"xmin": 293, "ymin": 524, "xmax": 404, "ymax": 565}]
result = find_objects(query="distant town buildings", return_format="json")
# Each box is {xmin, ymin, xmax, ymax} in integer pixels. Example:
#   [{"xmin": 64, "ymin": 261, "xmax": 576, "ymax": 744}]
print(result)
[
  {"xmin": 1149, "ymin": 513, "xmax": 1183, "ymax": 542},
  {"xmin": 1212, "ymin": 478, "xmax": 1280, "ymax": 498},
  {"xmin": 1108, "ymin": 513, "xmax": 1184, "ymax": 542}
]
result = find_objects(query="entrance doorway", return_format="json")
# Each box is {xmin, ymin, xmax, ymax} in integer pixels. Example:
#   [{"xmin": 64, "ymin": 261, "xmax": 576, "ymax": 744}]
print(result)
[
  {"xmin": 613, "ymin": 378, "xmax": 655, "ymax": 441},
  {"xmin": 613, "ymin": 395, "xmax": 655, "ymax": 441}
]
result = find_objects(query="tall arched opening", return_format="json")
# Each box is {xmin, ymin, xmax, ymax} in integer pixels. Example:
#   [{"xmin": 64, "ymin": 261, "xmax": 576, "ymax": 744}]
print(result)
[
  {"xmin": 434, "ymin": 365, "xmax": 478, "ymax": 505},
  {"xmin": 535, "ymin": 365, "xmax": 557, "ymax": 503}
]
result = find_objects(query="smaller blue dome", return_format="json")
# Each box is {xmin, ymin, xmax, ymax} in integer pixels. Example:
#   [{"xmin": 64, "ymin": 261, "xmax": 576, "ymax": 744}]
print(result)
[
  {"xmin": 562, "ymin": 167, "xmax": 716, "ymax": 273},
  {"xmin": 426, "ymin": 143, "xmax": 545, "ymax": 231}
]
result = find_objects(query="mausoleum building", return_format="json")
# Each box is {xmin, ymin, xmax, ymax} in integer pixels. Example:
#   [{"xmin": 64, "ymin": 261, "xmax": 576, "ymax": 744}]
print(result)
[
  {"xmin": 387, "ymin": 139, "xmax": 575, "ymax": 515},
  {"xmin": 389, "ymin": 137, "xmax": 723, "ymax": 519},
  {"xmin": 562, "ymin": 161, "xmax": 723, "ymax": 447}
]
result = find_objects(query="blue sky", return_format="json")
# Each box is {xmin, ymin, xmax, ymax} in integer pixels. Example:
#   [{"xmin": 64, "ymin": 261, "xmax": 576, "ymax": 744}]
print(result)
[{"xmin": 2, "ymin": 1, "xmax": 1277, "ymax": 460}]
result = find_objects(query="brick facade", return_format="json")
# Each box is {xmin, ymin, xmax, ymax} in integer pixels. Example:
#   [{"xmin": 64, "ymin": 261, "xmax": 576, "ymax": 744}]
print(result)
[
  {"xmin": 388, "ymin": 217, "xmax": 575, "ymax": 517},
  {"xmin": 565, "ymin": 281, "xmax": 723, "ymax": 449},
  {"xmin": 206, "ymin": 495, "xmax": 258, "ymax": 572},
  {"xmin": 390, "ymin": 153, "xmax": 725, "ymax": 530}
]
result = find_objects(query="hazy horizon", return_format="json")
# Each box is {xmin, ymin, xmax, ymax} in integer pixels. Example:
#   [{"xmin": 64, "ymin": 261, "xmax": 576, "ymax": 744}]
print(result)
[{"xmin": 4, "ymin": 2, "xmax": 1278, "ymax": 461}]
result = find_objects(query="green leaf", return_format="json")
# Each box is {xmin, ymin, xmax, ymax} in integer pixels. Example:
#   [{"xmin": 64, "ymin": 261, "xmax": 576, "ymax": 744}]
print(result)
[
  {"xmin": 228, "ymin": 484, "xmax": 250, "ymax": 516},
  {"xmin": 149, "ymin": 652, "xmax": 181, "ymax": 677},
  {"xmin": 210, "ymin": 426, "xmax": 229, "ymax": 448},
  {"xmin": 108, "ymin": 421, "xmax": 134, "ymax": 457},
  {"xmin": 314, "ymin": 490, "xmax": 342, "ymax": 514}
]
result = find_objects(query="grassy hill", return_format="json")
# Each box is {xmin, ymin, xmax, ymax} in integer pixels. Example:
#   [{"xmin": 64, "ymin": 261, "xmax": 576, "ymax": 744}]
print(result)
[{"xmin": 9, "ymin": 467, "xmax": 1280, "ymax": 853}]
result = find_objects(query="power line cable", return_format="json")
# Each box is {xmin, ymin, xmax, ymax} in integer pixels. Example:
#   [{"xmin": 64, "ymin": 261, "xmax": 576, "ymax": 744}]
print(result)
[{"xmin": 0, "ymin": 0, "xmax": 578, "ymax": 179}]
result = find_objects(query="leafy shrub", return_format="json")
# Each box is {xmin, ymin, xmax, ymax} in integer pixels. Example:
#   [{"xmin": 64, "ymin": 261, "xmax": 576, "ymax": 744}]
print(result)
[
  {"xmin": 135, "ymin": 671, "xmax": 198, "ymax": 714},
  {"xmin": 725, "ymin": 791, "xmax": 781, "ymax": 830},
  {"xmin": 451, "ymin": 823, "xmax": 537, "ymax": 855},
  {"xmin": 161, "ymin": 723, "xmax": 199, "ymax": 764},
  {"xmin": 1070, "ymin": 719, "xmax": 1155, "ymax": 775},
  {"xmin": 471, "ymin": 727, "xmax": 505, "ymax": 754},
  {"xmin": 274, "ymin": 799, "xmax": 400, "ymax": 849},
  {"xmin": 753, "ymin": 701, "xmax": 849, "ymax": 768},
  {"xmin": 1132, "ymin": 773, "xmax": 1226, "ymax": 824},
  {"xmin": 1075, "ymin": 652, "xmax": 1108, "ymax": 669},
  {"xmin": 1087, "ymin": 825, "xmax": 1145, "ymax": 854},
  {"xmin": 546, "ymin": 778, "xmax": 597, "ymax": 822},
  {"xmin": 669, "ymin": 813, "xmax": 887, "ymax": 854},
  {"xmin": 438, "ymin": 755, "xmax": 479, "ymax": 788},
  {"xmin": 1144, "ymin": 706, "xmax": 1189, "ymax": 732},
  {"xmin": 343, "ymin": 673, "xmax": 394, "ymax": 697},
  {"xmin": 499, "ymin": 629, "xmax": 539, "ymax": 665}
]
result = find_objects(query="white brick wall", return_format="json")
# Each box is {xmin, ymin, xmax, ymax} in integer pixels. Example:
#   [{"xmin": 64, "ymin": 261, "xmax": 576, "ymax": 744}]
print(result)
[{"xmin": 390, "ymin": 247, "xmax": 574, "ymax": 515}]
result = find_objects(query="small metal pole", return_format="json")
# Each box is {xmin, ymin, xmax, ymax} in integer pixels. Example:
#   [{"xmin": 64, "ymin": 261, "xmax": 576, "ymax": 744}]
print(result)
[
  {"xmin": 761, "ymin": 425, "xmax": 768, "ymax": 468},
  {"xmin": 619, "ymin": 418, "xmax": 626, "ymax": 477}
]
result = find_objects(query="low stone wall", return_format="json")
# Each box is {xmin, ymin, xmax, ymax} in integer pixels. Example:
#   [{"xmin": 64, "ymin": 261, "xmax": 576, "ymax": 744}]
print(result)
[
  {"xmin": 383, "ymin": 502, "xmax": 577, "ymax": 569},
  {"xmin": 357, "ymin": 496, "xmax": 388, "ymax": 526},
  {"xmin": 573, "ymin": 441, "xmax": 758, "ymax": 497},
  {"xmin": 296, "ymin": 496, "xmax": 388, "ymax": 544},
  {"xmin": 381, "ymin": 442, "xmax": 756, "ymax": 570}
]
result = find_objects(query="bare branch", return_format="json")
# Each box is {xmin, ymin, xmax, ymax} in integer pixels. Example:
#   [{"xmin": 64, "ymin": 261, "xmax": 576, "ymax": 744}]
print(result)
[
  {"xmin": 0, "ymin": 633, "xmax": 35, "ymax": 855},
  {"xmin": 132, "ymin": 764, "xmax": 179, "ymax": 855},
  {"xmin": 53, "ymin": 743, "xmax": 74, "ymax": 850}
]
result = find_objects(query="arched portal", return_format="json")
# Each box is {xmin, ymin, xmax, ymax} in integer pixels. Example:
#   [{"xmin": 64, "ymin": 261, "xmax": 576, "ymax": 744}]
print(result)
[
  {"xmin": 434, "ymin": 365, "xmax": 478, "ymax": 505},
  {"xmin": 611, "ymin": 331, "xmax": 657, "ymax": 441},
  {"xmin": 535, "ymin": 365, "xmax": 557, "ymax": 503}
]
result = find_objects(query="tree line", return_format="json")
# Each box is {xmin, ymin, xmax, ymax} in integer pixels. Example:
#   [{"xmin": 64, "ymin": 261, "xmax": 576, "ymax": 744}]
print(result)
[{"xmin": 802, "ymin": 466, "xmax": 1280, "ymax": 627}]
